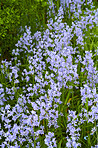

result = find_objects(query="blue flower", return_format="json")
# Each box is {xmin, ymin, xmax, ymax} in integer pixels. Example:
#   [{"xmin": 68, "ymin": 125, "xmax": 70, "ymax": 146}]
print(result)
[{"xmin": 84, "ymin": 136, "xmax": 88, "ymax": 140}]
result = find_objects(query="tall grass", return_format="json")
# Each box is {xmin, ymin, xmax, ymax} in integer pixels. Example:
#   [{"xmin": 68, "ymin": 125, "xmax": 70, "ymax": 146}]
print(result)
[{"xmin": 0, "ymin": 0, "xmax": 98, "ymax": 147}]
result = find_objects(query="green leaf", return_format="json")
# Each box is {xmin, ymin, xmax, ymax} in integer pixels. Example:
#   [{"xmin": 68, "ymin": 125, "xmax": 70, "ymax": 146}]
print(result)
[
  {"xmin": 0, "ymin": 18, "xmax": 3, "ymax": 25},
  {"xmin": 58, "ymin": 139, "xmax": 62, "ymax": 148}
]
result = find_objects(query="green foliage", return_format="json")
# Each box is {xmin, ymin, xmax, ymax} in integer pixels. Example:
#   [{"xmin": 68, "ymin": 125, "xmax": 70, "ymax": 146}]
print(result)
[
  {"xmin": 0, "ymin": 0, "xmax": 48, "ymax": 61},
  {"xmin": 92, "ymin": 0, "xmax": 98, "ymax": 9}
]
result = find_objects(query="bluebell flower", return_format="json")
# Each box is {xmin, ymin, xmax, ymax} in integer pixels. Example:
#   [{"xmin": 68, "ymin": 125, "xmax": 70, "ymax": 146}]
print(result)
[{"xmin": 84, "ymin": 136, "xmax": 88, "ymax": 140}]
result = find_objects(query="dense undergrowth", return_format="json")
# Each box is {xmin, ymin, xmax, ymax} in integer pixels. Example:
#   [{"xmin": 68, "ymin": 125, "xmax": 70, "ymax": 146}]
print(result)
[{"xmin": 0, "ymin": 0, "xmax": 98, "ymax": 147}]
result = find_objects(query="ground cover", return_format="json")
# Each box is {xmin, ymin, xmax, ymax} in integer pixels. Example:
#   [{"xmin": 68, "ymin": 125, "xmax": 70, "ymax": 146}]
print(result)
[{"xmin": 0, "ymin": 0, "xmax": 98, "ymax": 147}]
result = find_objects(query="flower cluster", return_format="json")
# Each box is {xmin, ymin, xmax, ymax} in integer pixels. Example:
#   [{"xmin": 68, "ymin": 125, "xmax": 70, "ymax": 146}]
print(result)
[
  {"xmin": 44, "ymin": 132, "xmax": 57, "ymax": 148},
  {"xmin": 0, "ymin": 0, "xmax": 98, "ymax": 147}
]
